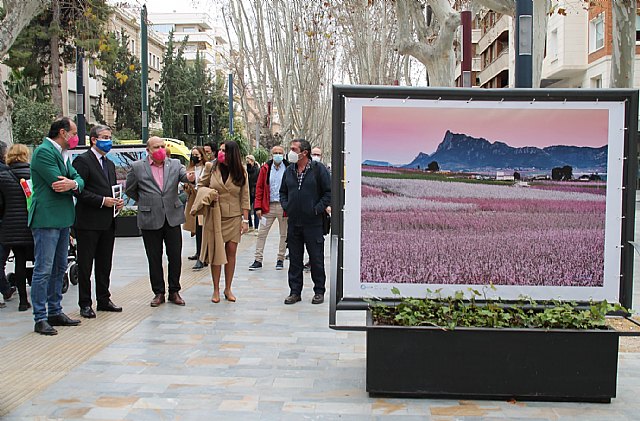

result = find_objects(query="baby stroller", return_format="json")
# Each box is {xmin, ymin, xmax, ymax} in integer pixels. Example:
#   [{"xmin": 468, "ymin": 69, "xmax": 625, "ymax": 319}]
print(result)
[{"xmin": 7, "ymin": 234, "xmax": 79, "ymax": 294}]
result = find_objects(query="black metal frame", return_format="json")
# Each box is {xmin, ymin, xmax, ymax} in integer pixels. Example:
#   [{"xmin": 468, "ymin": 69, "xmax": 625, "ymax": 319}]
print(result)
[{"xmin": 329, "ymin": 85, "xmax": 639, "ymax": 330}]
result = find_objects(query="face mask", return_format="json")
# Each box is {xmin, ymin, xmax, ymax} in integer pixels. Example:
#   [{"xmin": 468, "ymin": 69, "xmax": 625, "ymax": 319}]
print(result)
[
  {"xmin": 273, "ymin": 154, "xmax": 283, "ymax": 164},
  {"xmin": 312, "ymin": 156, "xmax": 321, "ymax": 162},
  {"xmin": 67, "ymin": 134, "xmax": 79, "ymax": 150},
  {"xmin": 190, "ymin": 155, "xmax": 201, "ymax": 164},
  {"xmin": 287, "ymin": 150, "xmax": 299, "ymax": 164},
  {"xmin": 151, "ymin": 148, "xmax": 166, "ymax": 162},
  {"xmin": 96, "ymin": 139, "xmax": 112, "ymax": 153},
  {"xmin": 217, "ymin": 151, "xmax": 226, "ymax": 164},
  {"xmin": 205, "ymin": 152, "xmax": 212, "ymax": 161}
]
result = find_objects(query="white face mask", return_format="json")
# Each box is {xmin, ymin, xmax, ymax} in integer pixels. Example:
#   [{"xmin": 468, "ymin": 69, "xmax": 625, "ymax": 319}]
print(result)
[
  {"xmin": 288, "ymin": 150, "xmax": 299, "ymax": 164},
  {"xmin": 311, "ymin": 156, "xmax": 321, "ymax": 162}
]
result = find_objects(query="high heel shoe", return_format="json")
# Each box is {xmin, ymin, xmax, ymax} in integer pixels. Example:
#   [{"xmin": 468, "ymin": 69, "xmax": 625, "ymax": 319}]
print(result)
[
  {"xmin": 224, "ymin": 291, "xmax": 236, "ymax": 302},
  {"xmin": 211, "ymin": 291, "xmax": 220, "ymax": 303}
]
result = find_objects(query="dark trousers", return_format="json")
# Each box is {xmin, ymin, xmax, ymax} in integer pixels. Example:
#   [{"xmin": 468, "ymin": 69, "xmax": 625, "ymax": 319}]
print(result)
[
  {"xmin": 249, "ymin": 194, "xmax": 259, "ymax": 229},
  {"xmin": 141, "ymin": 219, "xmax": 182, "ymax": 295},
  {"xmin": 195, "ymin": 219, "xmax": 202, "ymax": 256},
  {"xmin": 76, "ymin": 225, "xmax": 115, "ymax": 308},
  {"xmin": 12, "ymin": 245, "xmax": 33, "ymax": 304},
  {"xmin": 286, "ymin": 224, "xmax": 325, "ymax": 296}
]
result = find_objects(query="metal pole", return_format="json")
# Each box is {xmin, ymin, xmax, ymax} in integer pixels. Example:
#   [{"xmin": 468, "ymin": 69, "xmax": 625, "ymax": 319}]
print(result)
[
  {"xmin": 76, "ymin": 47, "xmax": 86, "ymax": 145},
  {"xmin": 515, "ymin": 0, "xmax": 533, "ymax": 88},
  {"xmin": 228, "ymin": 73, "xmax": 234, "ymax": 135},
  {"xmin": 141, "ymin": 5, "xmax": 149, "ymax": 143},
  {"xmin": 461, "ymin": 10, "xmax": 472, "ymax": 87}
]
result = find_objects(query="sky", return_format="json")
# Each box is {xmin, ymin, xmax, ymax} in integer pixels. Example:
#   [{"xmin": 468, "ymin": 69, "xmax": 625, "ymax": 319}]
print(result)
[
  {"xmin": 362, "ymin": 106, "xmax": 610, "ymax": 165},
  {"xmin": 110, "ymin": 0, "xmax": 224, "ymax": 23}
]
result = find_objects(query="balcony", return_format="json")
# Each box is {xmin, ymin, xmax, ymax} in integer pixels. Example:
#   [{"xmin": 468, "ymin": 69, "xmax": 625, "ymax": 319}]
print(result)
[
  {"xmin": 478, "ymin": 48, "xmax": 510, "ymax": 87},
  {"xmin": 477, "ymin": 15, "xmax": 511, "ymax": 55}
]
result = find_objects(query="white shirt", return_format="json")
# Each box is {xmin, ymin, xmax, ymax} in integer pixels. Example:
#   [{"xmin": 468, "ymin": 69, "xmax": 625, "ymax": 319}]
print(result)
[
  {"xmin": 91, "ymin": 146, "xmax": 109, "ymax": 207},
  {"xmin": 269, "ymin": 162, "xmax": 285, "ymax": 202}
]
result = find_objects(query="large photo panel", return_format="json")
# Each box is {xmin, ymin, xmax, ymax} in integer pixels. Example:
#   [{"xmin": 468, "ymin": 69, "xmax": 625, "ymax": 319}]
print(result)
[{"xmin": 342, "ymin": 97, "xmax": 627, "ymax": 302}]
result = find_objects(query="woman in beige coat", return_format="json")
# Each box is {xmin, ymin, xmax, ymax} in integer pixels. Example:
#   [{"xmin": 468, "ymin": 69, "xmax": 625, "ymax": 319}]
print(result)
[
  {"xmin": 198, "ymin": 141, "xmax": 250, "ymax": 303},
  {"xmin": 183, "ymin": 146, "xmax": 207, "ymax": 269}
]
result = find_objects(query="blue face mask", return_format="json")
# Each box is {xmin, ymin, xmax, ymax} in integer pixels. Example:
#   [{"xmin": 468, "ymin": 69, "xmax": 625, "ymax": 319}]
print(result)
[
  {"xmin": 273, "ymin": 153, "xmax": 283, "ymax": 164},
  {"xmin": 96, "ymin": 139, "xmax": 112, "ymax": 153}
]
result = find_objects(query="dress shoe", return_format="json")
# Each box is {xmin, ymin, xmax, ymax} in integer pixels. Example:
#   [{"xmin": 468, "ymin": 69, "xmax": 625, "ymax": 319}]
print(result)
[
  {"xmin": 188, "ymin": 254, "xmax": 199, "ymax": 260},
  {"xmin": 311, "ymin": 294, "xmax": 324, "ymax": 304},
  {"xmin": 168, "ymin": 292, "xmax": 185, "ymax": 306},
  {"xmin": 193, "ymin": 260, "xmax": 205, "ymax": 270},
  {"xmin": 150, "ymin": 293, "xmax": 165, "ymax": 307},
  {"xmin": 211, "ymin": 291, "xmax": 220, "ymax": 303},
  {"xmin": 80, "ymin": 306, "xmax": 96, "ymax": 318},
  {"xmin": 47, "ymin": 313, "xmax": 81, "ymax": 327},
  {"xmin": 2, "ymin": 286, "xmax": 16, "ymax": 300},
  {"xmin": 224, "ymin": 291, "xmax": 236, "ymax": 302},
  {"xmin": 97, "ymin": 300, "xmax": 122, "ymax": 312},
  {"xmin": 284, "ymin": 294, "xmax": 301, "ymax": 305},
  {"xmin": 18, "ymin": 302, "xmax": 31, "ymax": 312},
  {"xmin": 34, "ymin": 320, "xmax": 58, "ymax": 336}
]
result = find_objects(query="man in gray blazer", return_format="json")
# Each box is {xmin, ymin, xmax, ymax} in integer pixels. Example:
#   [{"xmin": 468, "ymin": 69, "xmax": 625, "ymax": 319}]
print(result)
[{"xmin": 125, "ymin": 137, "xmax": 195, "ymax": 307}]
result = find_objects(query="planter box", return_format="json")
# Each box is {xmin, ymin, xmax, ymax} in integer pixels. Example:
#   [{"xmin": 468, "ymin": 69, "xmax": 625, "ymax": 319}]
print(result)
[
  {"xmin": 366, "ymin": 312, "xmax": 620, "ymax": 402},
  {"xmin": 115, "ymin": 215, "xmax": 141, "ymax": 237}
]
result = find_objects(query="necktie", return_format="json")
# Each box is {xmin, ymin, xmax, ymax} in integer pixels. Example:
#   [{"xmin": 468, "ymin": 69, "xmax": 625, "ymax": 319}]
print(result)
[{"xmin": 101, "ymin": 156, "xmax": 110, "ymax": 182}]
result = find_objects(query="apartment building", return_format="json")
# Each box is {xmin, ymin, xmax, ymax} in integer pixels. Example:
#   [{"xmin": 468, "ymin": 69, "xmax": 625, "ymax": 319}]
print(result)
[
  {"xmin": 473, "ymin": 10, "xmax": 513, "ymax": 88},
  {"xmin": 148, "ymin": 12, "xmax": 229, "ymax": 75},
  {"xmin": 63, "ymin": 6, "xmax": 166, "ymax": 129}
]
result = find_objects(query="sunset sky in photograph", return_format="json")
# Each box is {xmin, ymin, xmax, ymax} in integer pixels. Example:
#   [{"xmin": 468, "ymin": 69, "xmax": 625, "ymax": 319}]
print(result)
[{"xmin": 361, "ymin": 106, "xmax": 610, "ymax": 165}]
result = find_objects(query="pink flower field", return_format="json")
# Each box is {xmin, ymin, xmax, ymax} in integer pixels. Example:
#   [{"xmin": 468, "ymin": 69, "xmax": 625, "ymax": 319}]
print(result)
[{"xmin": 361, "ymin": 177, "xmax": 606, "ymax": 287}]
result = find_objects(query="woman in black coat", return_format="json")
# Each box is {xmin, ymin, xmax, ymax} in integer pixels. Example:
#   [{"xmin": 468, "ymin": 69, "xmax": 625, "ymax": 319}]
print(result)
[
  {"xmin": 0, "ymin": 144, "xmax": 33, "ymax": 311},
  {"xmin": 246, "ymin": 154, "xmax": 260, "ymax": 230}
]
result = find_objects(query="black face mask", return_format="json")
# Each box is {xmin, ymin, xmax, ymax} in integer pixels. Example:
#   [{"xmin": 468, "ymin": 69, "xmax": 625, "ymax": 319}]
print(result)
[{"xmin": 190, "ymin": 156, "xmax": 201, "ymax": 164}]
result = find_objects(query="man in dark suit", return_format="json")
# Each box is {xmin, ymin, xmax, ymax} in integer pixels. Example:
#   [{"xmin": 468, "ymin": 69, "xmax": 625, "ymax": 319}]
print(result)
[
  {"xmin": 73, "ymin": 125, "xmax": 124, "ymax": 318},
  {"xmin": 125, "ymin": 137, "xmax": 195, "ymax": 307}
]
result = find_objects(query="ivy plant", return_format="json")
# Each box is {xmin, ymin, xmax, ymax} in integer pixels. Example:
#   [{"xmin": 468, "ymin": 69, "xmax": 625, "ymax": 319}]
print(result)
[{"xmin": 370, "ymin": 287, "xmax": 628, "ymax": 330}]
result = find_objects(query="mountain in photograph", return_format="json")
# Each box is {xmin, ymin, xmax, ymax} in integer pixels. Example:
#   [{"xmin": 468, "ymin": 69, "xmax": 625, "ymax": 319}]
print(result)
[{"xmin": 403, "ymin": 130, "xmax": 607, "ymax": 171}]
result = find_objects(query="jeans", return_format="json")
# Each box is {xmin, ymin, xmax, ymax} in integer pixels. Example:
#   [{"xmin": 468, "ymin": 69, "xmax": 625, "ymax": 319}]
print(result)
[{"xmin": 31, "ymin": 227, "xmax": 70, "ymax": 322}]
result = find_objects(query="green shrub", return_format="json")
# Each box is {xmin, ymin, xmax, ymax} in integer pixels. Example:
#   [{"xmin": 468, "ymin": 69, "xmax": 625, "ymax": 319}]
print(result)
[{"xmin": 10, "ymin": 95, "xmax": 59, "ymax": 145}]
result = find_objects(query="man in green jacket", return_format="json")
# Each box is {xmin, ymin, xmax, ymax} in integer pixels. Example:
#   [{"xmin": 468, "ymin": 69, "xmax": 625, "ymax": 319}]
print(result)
[{"xmin": 29, "ymin": 117, "xmax": 85, "ymax": 335}]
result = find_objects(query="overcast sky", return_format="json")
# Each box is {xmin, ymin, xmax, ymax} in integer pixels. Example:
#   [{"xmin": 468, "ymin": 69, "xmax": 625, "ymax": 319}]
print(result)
[{"xmin": 109, "ymin": 0, "xmax": 224, "ymax": 24}]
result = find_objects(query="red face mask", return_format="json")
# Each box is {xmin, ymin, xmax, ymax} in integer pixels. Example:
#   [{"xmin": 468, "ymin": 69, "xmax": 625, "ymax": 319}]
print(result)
[
  {"xmin": 217, "ymin": 150, "xmax": 226, "ymax": 164},
  {"xmin": 67, "ymin": 134, "xmax": 79, "ymax": 149},
  {"xmin": 151, "ymin": 148, "xmax": 166, "ymax": 162}
]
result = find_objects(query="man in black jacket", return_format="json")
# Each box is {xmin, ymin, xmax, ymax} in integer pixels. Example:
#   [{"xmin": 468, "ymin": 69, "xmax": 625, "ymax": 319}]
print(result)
[
  {"xmin": 72, "ymin": 125, "xmax": 123, "ymax": 318},
  {"xmin": 280, "ymin": 139, "xmax": 331, "ymax": 305}
]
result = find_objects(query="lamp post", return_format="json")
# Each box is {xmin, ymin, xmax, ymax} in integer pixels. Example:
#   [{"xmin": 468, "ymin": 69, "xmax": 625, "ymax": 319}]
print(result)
[
  {"xmin": 76, "ymin": 47, "xmax": 86, "ymax": 145},
  {"xmin": 515, "ymin": 0, "xmax": 533, "ymax": 88},
  {"xmin": 141, "ymin": 5, "xmax": 149, "ymax": 143},
  {"xmin": 184, "ymin": 105, "xmax": 212, "ymax": 146}
]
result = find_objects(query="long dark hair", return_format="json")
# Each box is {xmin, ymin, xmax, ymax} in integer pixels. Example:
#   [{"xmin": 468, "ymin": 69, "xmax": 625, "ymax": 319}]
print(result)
[
  {"xmin": 222, "ymin": 141, "xmax": 246, "ymax": 186},
  {"xmin": 187, "ymin": 146, "xmax": 206, "ymax": 171}
]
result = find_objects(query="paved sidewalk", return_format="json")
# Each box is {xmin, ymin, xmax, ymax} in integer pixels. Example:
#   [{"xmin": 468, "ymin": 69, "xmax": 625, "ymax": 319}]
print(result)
[{"xmin": 0, "ymin": 228, "xmax": 640, "ymax": 420}]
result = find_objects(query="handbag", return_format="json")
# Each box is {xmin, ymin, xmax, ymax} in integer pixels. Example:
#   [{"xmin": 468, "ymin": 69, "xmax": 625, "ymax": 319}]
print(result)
[{"xmin": 322, "ymin": 212, "xmax": 331, "ymax": 235}]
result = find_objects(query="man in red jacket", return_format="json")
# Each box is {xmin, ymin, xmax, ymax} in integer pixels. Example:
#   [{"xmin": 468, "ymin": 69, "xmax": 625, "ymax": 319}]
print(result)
[{"xmin": 248, "ymin": 146, "xmax": 289, "ymax": 270}]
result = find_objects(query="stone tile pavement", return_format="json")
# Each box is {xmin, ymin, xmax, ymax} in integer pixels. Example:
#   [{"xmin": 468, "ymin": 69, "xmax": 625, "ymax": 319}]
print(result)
[{"xmin": 0, "ymin": 227, "xmax": 640, "ymax": 420}]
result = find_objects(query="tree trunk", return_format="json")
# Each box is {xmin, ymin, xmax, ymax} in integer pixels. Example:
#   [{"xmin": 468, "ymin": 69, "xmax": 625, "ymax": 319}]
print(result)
[
  {"xmin": 532, "ymin": 0, "xmax": 551, "ymax": 88},
  {"xmin": 50, "ymin": 0, "xmax": 63, "ymax": 116},
  {"xmin": 0, "ymin": 0, "xmax": 51, "ymax": 144},
  {"xmin": 611, "ymin": 0, "xmax": 635, "ymax": 88}
]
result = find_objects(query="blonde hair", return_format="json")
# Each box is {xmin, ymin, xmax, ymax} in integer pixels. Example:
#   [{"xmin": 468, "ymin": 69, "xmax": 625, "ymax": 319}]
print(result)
[{"xmin": 6, "ymin": 144, "xmax": 30, "ymax": 165}]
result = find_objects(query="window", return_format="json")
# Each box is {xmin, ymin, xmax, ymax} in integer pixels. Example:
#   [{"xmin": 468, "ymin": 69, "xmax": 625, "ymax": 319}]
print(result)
[
  {"xmin": 636, "ymin": 14, "xmax": 640, "ymax": 42},
  {"xmin": 90, "ymin": 96, "xmax": 99, "ymax": 122},
  {"xmin": 182, "ymin": 26, "xmax": 197, "ymax": 32},
  {"xmin": 548, "ymin": 29, "xmax": 558, "ymax": 61},
  {"xmin": 589, "ymin": 13, "xmax": 604, "ymax": 52},
  {"xmin": 151, "ymin": 24, "xmax": 174, "ymax": 33},
  {"xmin": 129, "ymin": 40, "xmax": 136, "ymax": 55},
  {"xmin": 68, "ymin": 90, "xmax": 77, "ymax": 114},
  {"xmin": 154, "ymin": 83, "xmax": 160, "ymax": 93},
  {"xmin": 88, "ymin": 59, "xmax": 96, "ymax": 78},
  {"xmin": 591, "ymin": 76, "xmax": 602, "ymax": 89}
]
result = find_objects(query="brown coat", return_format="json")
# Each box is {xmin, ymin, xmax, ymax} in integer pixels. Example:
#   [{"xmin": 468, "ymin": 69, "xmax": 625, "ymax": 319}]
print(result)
[
  {"xmin": 198, "ymin": 161, "xmax": 250, "ymax": 218},
  {"xmin": 190, "ymin": 186, "xmax": 227, "ymax": 266}
]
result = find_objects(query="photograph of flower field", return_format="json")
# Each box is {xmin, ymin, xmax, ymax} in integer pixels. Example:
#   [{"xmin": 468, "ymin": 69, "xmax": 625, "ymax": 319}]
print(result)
[
  {"xmin": 359, "ymin": 105, "xmax": 611, "ymax": 288},
  {"xmin": 360, "ymin": 170, "xmax": 606, "ymax": 286}
]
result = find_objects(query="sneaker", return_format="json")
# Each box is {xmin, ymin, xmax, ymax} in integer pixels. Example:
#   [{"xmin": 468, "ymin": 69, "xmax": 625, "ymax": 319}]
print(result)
[
  {"xmin": 275, "ymin": 260, "xmax": 284, "ymax": 270},
  {"xmin": 193, "ymin": 260, "xmax": 205, "ymax": 270},
  {"xmin": 284, "ymin": 294, "xmax": 301, "ymax": 305},
  {"xmin": 311, "ymin": 294, "xmax": 324, "ymax": 304},
  {"xmin": 249, "ymin": 261, "xmax": 262, "ymax": 270},
  {"xmin": 2, "ymin": 286, "xmax": 16, "ymax": 301}
]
